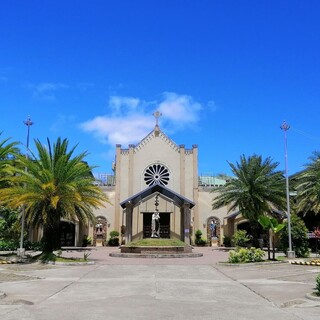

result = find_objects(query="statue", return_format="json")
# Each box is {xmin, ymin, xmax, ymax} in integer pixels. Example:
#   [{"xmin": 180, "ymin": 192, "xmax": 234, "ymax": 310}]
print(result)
[
  {"xmin": 151, "ymin": 210, "xmax": 160, "ymax": 237},
  {"xmin": 210, "ymin": 220, "xmax": 216, "ymax": 238}
]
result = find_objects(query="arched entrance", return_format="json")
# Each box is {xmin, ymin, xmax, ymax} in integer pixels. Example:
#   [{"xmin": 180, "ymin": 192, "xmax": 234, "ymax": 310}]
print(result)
[
  {"xmin": 93, "ymin": 216, "xmax": 107, "ymax": 246},
  {"xmin": 206, "ymin": 216, "xmax": 221, "ymax": 246},
  {"xmin": 60, "ymin": 221, "xmax": 75, "ymax": 246}
]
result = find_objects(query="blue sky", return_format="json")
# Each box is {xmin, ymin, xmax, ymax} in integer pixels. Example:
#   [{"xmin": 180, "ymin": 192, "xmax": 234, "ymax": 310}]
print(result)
[{"xmin": 1, "ymin": 0, "xmax": 320, "ymax": 176}]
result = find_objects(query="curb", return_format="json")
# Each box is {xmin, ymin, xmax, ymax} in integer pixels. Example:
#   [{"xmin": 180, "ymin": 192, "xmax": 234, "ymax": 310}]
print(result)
[
  {"xmin": 305, "ymin": 292, "xmax": 320, "ymax": 301},
  {"xmin": 290, "ymin": 261, "xmax": 320, "ymax": 266},
  {"xmin": 109, "ymin": 252, "xmax": 203, "ymax": 259},
  {"xmin": 218, "ymin": 260, "xmax": 288, "ymax": 267},
  {"xmin": 44, "ymin": 261, "xmax": 95, "ymax": 265}
]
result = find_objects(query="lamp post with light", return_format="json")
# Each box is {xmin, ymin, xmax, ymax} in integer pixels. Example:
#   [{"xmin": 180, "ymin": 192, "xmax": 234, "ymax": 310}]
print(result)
[
  {"xmin": 280, "ymin": 121, "xmax": 295, "ymax": 258},
  {"xmin": 18, "ymin": 116, "xmax": 34, "ymax": 256}
]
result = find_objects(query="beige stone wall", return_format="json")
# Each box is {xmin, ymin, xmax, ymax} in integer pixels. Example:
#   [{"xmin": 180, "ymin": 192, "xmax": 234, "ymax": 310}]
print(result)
[
  {"xmin": 114, "ymin": 129, "xmax": 197, "ymax": 239},
  {"xmin": 88, "ymin": 127, "xmax": 241, "ymax": 246},
  {"xmin": 197, "ymin": 189, "xmax": 238, "ymax": 244}
]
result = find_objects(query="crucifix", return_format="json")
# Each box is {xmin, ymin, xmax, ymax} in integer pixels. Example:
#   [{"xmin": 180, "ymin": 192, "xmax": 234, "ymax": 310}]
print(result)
[{"xmin": 152, "ymin": 110, "xmax": 162, "ymax": 126}]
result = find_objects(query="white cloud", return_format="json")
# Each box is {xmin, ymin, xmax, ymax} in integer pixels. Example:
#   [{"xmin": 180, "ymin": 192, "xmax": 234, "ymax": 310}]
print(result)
[
  {"xmin": 80, "ymin": 92, "xmax": 205, "ymax": 147},
  {"xmin": 158, "ymin": 92, "xmax": 202, "ymax": 126},
  {"xmin": 81, "ymin": 114, "xmax": 153, "ymax": 145},
  {"xmin": 109, "ymin": 96, "xmax": 140, "ymax": 113},
  {"xmin": 26, "ymin": 82, "xmax": 68, "ymax": 100}
]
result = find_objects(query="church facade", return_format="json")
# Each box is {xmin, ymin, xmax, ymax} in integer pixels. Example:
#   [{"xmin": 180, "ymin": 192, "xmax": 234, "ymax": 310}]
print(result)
[{"xmin": 81, "ymin": 115, "xmax": 242, "ymax": 247}]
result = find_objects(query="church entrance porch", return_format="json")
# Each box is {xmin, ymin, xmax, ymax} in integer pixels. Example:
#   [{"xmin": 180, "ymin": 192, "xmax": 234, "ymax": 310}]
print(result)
[
  {"xmin": 143, "ymin": 212, "xmax": 170, "ymax": 239},
  {"xmin": 60, "ymin": 221, "xmax": 75, "ymax": 246}
]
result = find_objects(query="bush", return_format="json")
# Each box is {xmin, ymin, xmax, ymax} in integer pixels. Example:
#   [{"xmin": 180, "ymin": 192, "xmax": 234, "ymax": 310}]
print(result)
[
  {"xmin": 108, "ymin": 230, "xmax": 120, "ymax": 246},
  {"xmin": 195, "ymin": 238, "xmax": 207, "ymax": 246},
  {"xmin": 316, "ymin": 274, "xmax": 320, "ymax": 295},
  {"xmin": 0, "ymin": 239, "xmax": 18, "ymax": 251},
  {"xmin": 194, "ymin": 229, "xmax": 207, "ymax": 246},
  {"xmin": 232, "ymin": 230, "xmax": 251, "ymax": 247},
  {"xmin": 109, "ymin": 230, "xmax": 120, "ymax": 238},
  {"xmin": 82, "ymin": 236, "xmax": 92, "ymax": 247},
  {"xmin": 228, "ymin": 247, "xmax": 265, "ymax": 263},
  {"xmin": 279, "ymin": 214, "xmax": 310, "ymax": 258}
]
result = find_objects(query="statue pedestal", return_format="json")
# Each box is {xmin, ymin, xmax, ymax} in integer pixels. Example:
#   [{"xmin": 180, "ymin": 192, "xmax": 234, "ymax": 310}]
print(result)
[
  {"xmin": 96, "ymin": 239, "xmax": 104, "ymax": 247},
  {"xmin": 211, "ymin": 237, "xmax": 218, "ymax": 247}
]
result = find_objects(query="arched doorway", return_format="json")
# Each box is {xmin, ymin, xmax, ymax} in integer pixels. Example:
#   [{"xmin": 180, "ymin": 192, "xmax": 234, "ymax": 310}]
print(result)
[
  {"xmin": 93, "ymin": 216, "xmax": 107, "ymax": 246},
  {"xmin": 60, "ymin": 221, "xmax": 75, "ymax": 246},
  {"xmin": 207, "ymin": 216, "xmax": 221, "ymax": 246}
]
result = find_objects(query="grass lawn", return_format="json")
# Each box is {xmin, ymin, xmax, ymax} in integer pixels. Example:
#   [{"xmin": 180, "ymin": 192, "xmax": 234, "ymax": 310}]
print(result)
[
  {"xmin": 125, "ymin": 238, "xmax": 187, "ymax": 247},
  {"xmin": 33, "ymin": 252, "xmax": 89, "ymax": 263}
]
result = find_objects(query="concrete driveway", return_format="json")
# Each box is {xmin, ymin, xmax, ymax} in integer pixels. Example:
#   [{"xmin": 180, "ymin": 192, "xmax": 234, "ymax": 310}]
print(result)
[{"xmin": 0, "ymin": 247, "xmax": 319, "ymax": 320}]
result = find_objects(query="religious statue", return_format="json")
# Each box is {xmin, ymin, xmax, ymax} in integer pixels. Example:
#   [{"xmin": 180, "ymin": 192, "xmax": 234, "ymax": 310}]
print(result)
[
  {"xmin": 151, "ymin": 210, "xmax": 160, "ymax": 238},
  {"xmin": 210, "ymin": 220, "xmax": 216, "ymax": 238}
]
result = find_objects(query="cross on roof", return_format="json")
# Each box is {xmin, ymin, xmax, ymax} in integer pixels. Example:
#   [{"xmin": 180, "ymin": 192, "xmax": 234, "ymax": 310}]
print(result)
[{"xmin": 152, "ymin": 111, "xmax": 162, "ymax": 126}]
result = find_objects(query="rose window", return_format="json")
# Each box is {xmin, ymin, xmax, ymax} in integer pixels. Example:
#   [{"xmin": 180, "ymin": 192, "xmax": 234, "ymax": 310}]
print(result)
[{"xmin": 144, "ymin": 164, "xmax": 170, "ymax": 186}]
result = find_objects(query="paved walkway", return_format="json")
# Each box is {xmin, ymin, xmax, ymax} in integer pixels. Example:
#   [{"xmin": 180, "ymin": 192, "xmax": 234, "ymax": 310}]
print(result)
[{"xmin": 0, "ymin": 247, "xmax": 319, "ymax": 320}]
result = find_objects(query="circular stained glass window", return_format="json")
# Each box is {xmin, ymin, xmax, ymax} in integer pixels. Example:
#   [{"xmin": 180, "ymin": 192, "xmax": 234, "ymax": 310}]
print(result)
[{"xmin": 144, "ymin": 164, "xmax": 170, "ymax": 186}]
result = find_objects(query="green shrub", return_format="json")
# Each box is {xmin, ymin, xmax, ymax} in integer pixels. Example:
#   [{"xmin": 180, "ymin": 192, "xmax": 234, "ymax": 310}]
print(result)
[
  {"xmin": 108, "ymin": 238, "xmax": 119, "ymax": 246},
  {"xmin": 195, "ymin": 229, "xmax": 202, "ymax": 237},
  {"xmin": 232, "ymin": 230, "xmax": 251, "ymax": 247},
  {"xmin": 279, "ymin": 214, "xmax": 310, "ymax": 258},
  {"xmin": 109, "ymin": 230, "xmax": 120, "ymax": 238},
  {"xmin": 228, "ymin": 247, "xmax": 265, "ymax": 263},
  {"xmin": 108, "ymin": 230, "xmax": 120, "ymax": 246},
  {"xmin": 82, "ymin": 236, "xmax": 92, "ymax": 247},
  {"xmin": 316, "ymin": 274, "xmax": 320, "ymax": 295},
  {"xmin": 0, "ymin": 239, "xmax": 18, "ymax": 251},
  {"xmin": 194, "ymin": 229, "xmax": 207, "ymax": 246},
  {"xmin": 195, "ymin": 238, "xmax": 207, "ymax": 246}
]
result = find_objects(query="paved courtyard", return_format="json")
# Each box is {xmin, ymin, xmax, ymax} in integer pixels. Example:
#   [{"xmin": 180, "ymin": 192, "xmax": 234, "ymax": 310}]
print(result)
[{"xmin": 0, "ymin": 247, "xmax": 319, "ymax": 320}]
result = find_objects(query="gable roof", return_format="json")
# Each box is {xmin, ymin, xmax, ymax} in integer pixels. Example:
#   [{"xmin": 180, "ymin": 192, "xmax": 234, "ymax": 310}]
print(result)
[{"xmin": 120, "ymin": 182, "xmax": 195, "ymax": 209}]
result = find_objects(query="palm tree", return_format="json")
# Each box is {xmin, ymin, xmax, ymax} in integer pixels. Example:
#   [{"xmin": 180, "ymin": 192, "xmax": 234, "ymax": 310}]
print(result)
[
  {"xmin": 0, "ymin": 137, "xmax": 109, "ymax": 253},
  {"xmin": 0, "ymin": 133, "xmax": 19, "ymax": 186},
  {"xmin": 294, "ymin": 151, "xmax": 320, "ymax": 215},
  {"xmin": 212, "ymin": 155, "xmax": 286, "ymax": 241}
]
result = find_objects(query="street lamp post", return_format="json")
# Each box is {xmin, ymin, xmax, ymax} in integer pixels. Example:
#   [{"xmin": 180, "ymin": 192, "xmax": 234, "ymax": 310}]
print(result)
[
  {"xmin": 280, "ymin": 121, "xmax": 295, "ymax": 258},
  {"xmin": 18, "ymin": 116, "xmax": 34, "ymax": 257}
]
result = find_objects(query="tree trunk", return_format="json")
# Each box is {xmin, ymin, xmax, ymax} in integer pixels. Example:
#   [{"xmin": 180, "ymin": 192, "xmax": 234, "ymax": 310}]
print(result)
[
  {"xmin": 267, "ymin": 229, "xmax": 271, "ymax": 260},
  {"xmin": 272, "ymin": 234, "xmax": 276, "ymax": 260},
  {"xmin": 42, "ymin": 219, "xmax": 61, "ymax": 253}
]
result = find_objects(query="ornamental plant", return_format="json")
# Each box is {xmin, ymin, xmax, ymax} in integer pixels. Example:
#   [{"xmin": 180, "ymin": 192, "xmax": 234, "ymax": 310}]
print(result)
[
  {"xmin": 279, "ymin": 214, "xmax": 310, "ymax": 258},
  {"xmin": 195, "ymin": 229, "xmax": 206, "ymax": 246},
  {"xmin": 232, "ymin": 230, "xmax": 251, "ymax": 247},
  {"xmin": 228, "ymin": 247, "xmax": 265, "ymax": 263}
]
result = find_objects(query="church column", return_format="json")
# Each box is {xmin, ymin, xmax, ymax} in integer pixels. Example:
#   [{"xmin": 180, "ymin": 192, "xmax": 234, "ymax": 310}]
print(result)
[
  {"xmin": 128, "ymin": 144, "xmax": 134, "ymax": 196},
  {"xmin": 181, "ymin": 203, "xmax": 191, "ymax": 244},
  {"xmin": 114, "ymin": 144, "xmax": 121, "ymax": 231},
  {"xmin": 192, "ymin": 144, "xmax": 199, "ymax": 232},
  {"xmin": 125, "ymin": 203, "xmax": 133, "ymax": 243},
  {"xmin": 179, "ymin": 144, "xmax": 185, "ymax": 196}
]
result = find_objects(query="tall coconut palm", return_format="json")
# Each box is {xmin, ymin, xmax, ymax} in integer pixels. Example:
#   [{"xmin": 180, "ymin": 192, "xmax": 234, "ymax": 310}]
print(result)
[
  {"xmin": 212, "ymin": 154, "xmax": 286, "ymax": 224},
  {"xmin": 294, "ymin": 151, "xmax": 320, "ymax": 215},
  {"xmin": 0, "ymin": 133, "xmax": 19, "ymax": 186},
  {"xmin": 0, "ymin": 137, "xmax": 109, "ymax": 253}
]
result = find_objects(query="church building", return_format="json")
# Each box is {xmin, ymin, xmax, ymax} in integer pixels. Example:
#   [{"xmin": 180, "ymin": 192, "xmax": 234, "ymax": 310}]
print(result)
[{"xmin": 79, "ymin": 112, "xmax": 241, "ymax": 247}]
